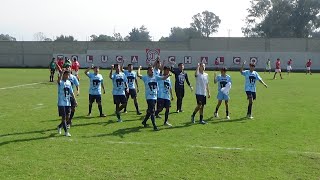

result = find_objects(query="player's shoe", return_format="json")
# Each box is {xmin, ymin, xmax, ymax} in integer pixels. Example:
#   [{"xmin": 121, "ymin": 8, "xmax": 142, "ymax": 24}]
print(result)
[
  {"xmin": 99, "ymin": 114, "xmax": 107, "ymax": 117},
  {"xmin": 156, "ymin": 115, "xmax": 162, "ymax": 119},
  {"xmin": 178, "ymin": 109, "xmax": 184, "ymax": 113},
  {"xmin": 199, "ymin": 120, "xmax": 207, "ymax": 124},
  {"xmin": 57, "ymin": 127, "xmax": 61, "ymax": 134},
  {"xmin": 191, "ymin": 115, "xmax": 195, "ymax": 124},
  {"xmin": 153, "ymin": 126, "xmax": 159, "ymax": 131},
  {"xmin": 176, "ymin": 110, "xmax": 179, "ymax": 113},
  {"xmin": 142, "ymin": 122, "xmax": 148, "ymax": 128},
  {"xmin": 65, "ymin": 132, "xmax": 71, "ymax": 137},
  {"xmin": 226, "ymin": 116, "xmax": 230, "ymax": 120},
  {"xmin": 87, "ymin": 113, "xmax": 91, "ymax": 117},
  {"xmin": 247, "ymin": 114, "xmax": 254, "ymax": 119},
  {"xmin": 123, "ymin": 110, "xmax": 128, "ymax": 114},
  {"xmin": 164, "ymin": 122, "xmax": 172, "ymax": 127},
  {"xmin": 137, "ymin": 111, "xmax": 142, "ymax": 115},
  {"xmin": 214, "ymin": 112, "xmax": 219, "ymax": 118},
  {"xmin": 117, "ymin": 119, "xmax": 123, "ymax": 123}
]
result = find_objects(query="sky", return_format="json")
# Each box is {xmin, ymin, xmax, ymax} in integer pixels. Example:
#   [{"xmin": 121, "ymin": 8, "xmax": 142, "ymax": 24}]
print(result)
[{"xmin": 0, "ymin": 0, "xmax": 251, "ymax": 41}]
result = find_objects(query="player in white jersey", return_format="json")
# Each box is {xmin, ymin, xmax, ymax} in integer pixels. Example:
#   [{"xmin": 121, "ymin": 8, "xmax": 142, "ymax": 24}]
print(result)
[
  {"xmin": 191, "ymin": 63, "xmax": 211, "ymax": 124},
  {"xmin": 213, "ymin": 67, "xmax": 232, "ymax": 120},
  {"xmin": 56, "ymin": 69, "xmax": 78, "ymax": 137}
]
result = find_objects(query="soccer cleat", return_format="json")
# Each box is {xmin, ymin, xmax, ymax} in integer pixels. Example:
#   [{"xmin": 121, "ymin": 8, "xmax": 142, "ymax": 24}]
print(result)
[
  {"xmin": 57, "ymin": 127, "xmax": 61, "ymax": 134},
  {"xmin": 199, "ymin": 120, "xmax": 207, "ymax": 124},
  {"xmin": 87, "ymin": 113, "xmax": 91, "ymax": 117},
  {"xmin": 65, "ymin": 132, "xmax": 71, "ymax": 137},
  {"xmin": 191, "ymin": 115, "xmax": 195, "ymax": 124},
  {"xmin": 117, "ymin": 119, "xmax": 123, "ymax": 123},
  {"xmin": 176, "ymin": 110, "xmax": 180, "ymax": 113},
  {"xmin": 226, "ymin": 116, "xmax": 230, "ymax": 120},
  {"xmin": 247, "ymin": 114, "xmax": 254, "ymax": 119},
  {"xmin": 214, "ymin": 112, "xmax": 219, "ymax": 118},
  {"xmin": 179, "ymin": 110, "xmax": 184, "ymax": 113},
  {"xmin": 137, "ymin": 111, "xmax": 142, "ymax": 115},
  {"xmin": 164, "ymin": 122, "xmax": 172, "ymax": 127},
  {"xmin": 156, "ymin": 115, "xmax": 162, "ymax": 119},
  {"xmin": 153, "ymin": 127, "xmax": 159, "ymax": 131},
  {"xmin": 142, "ymin": 122, "xmax": 148, "ymax": 128},
  {"xmin": 123, "ymin": 111, "xmax": 128, "ymax": 114},
  {"xmin": 100, "ymin": 114, "xmax": 107, "ymax": 117}
]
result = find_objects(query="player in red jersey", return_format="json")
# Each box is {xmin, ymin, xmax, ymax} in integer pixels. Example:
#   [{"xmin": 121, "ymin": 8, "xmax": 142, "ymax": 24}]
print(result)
[
  {"xmin": 287, "ymin": 59, "xmax": 293, "ymax": 75},
  {"xmin": 305, "ymin": 59, "xmax": 312, "ymax": 75},
  {"xmin": 57, "ymin": 57, "xmax": 64, "ymax": 78},
  {"xmin": 71, "ymin": 57, "xmax": 81, "ymax": 80},
  {"xmin": 273, "ymin": 58, "xmax": 283, "ymax": 79}
]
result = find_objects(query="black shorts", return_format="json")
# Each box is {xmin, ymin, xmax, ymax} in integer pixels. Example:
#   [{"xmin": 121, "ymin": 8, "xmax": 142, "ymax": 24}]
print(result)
[
  {"xmin": 50, "ymin": 69, "xmax": 55, "ymax": 74},
  {"xmin": 157, "ymin": 98, "xmax": 171, "ymax": 109},
  {"xmin": 113, "ymin": 95, "xmax": 127, "ymax": 104},
  {"xmin": 246, "ymin": 91, "xmax": 256, "ymax": 100},
  {"xmin": 58, "ymin": 106, "xmax": 71, "ymax": 119},
  {"xmin": 175, "ymin": 87, "xmax": 185, "ymax": 99},
  {"xmin": 196, "ymin": 94, "xmax": 207, "ymax": 105},
  {"xmin": 70, "ymin": 97, "xmax": 76, "ymax": 107},
  {"xmin": 126, "ymin": 89, "xmax": 137, "ymax": 99},
  {"xmin": 89, "ymin": 94, "xmax": 102, "ymax": 103},
  {"xmin": 147, "ymin": 99, "xmax": 157, "ymax": 114}
]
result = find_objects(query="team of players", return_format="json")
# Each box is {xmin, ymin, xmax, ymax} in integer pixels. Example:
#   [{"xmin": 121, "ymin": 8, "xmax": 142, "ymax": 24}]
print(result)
[
  {"xmin": 53, "ymin": 57, "xmax": 318, "ymax": 136},
  {"xmin": 264, "ymin": 58, "xmax": 313, "ymax": 77}
]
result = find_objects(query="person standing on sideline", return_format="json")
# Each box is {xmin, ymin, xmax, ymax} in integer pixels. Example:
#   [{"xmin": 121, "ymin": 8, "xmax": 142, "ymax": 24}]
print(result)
[
  {"xmin": 71, "ymin": 57, "xmax": 81, "ymax": 80},
  {"xmin": 306, "ymin": 59, "xmax": 312, "ymax": 75},
  {"xmin": 123, "ymin": 64, "xmax": 142, "ymax": 115},
  {"xmin": 265, "ymin": 59, "xmax": 271, "ymax": 74},
  {"xmin": 155, "ymin": 66, "xmax": 174, "ymax": 127},
  {"xmin": 273, "ymin": 58, "xmax": 283, "ymax": 79},
  {"xmin": 240, "ymin": 61, "xmax": 268, "ymax": 119},
  {"xmin": 84, "ymin": 66, "xmax": 106, "ymax": 117},
  {"xmin": 287, "ymin": 59, "xmax": 293, "ymax": 75},
  {"xmin": 137, "ymin": 66, "xmax": 170, "ymax": 131},
  {"xmin": 170, "ymin": 63, "xmax": 193, "ymax": 113},
  {"xmin": 191, "ymin": 63, "xmax": 211, "ymax": 124},
  {"xmin": 213, "ymin": 67, "xmax": 232, "ymax": 120},
  {"xmin": 49, "ymin": 58, "xmax": 56, "ymax": 82},
  {"xmin": 109, "ymin": 64, "xmax": 129, "ymax": 122},
  {"xmin": 56, "ymin": 69, "xmax": 77, "ymax": 137}
]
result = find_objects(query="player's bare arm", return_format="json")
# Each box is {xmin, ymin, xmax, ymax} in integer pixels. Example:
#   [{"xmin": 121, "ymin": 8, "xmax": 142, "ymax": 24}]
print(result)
[
  {"xmin": 259, "ymin": 80, "xmax": 268, "ymax": 88},
  {"xmin": 137, "ymin": 66, "xmax": 143, "ymax": 78},
  {"xmin": 195, "ymin": 63, "xmax": 200, "ymax": 77},
  {"xmin": 84, "ymin": 67, "xmax": 91, "ymax": 77},
  {"xmin": 214, "ymin": 72, "xmax": 217, "ymax": 84},
  {"xmin": 135, "ymin": 78, "xmax": 139, "ymax": 93},
  {"xmin": 109, "ymin": 64, "xmax": 114, "ymax": 79},
  {"xmin": 206, "ymin": 83, "xmax": 211, "ymax": 98},
  {"xmin": 101, "ymin": 83, "xmax": 106, "ymax": 94}
]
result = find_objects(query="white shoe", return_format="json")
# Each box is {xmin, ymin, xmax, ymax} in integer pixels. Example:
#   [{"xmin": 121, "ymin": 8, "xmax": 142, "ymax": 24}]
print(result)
[
  {"xmin": 247, "ymin": 115, "xmax": 254, "ymax": 119},
  {"xmin": 226, "ymin": 116, "xmax": 230, "ymax": 120},
  {"xmin": 65, "ymin": 132, "xmax": 71, "ymax": 137},
  {"xmin": 117, "ymin": 119, "xmax": 123, "ymax": 123},
  {"xmin": 164, "ymin": 122, "xmax": 172, "ymax": 127},
  {"xmin": 214, "ymin": 112, "xmax": 219, "ymax": 118},
  {"xmin": 57, "ymin": 127, "xmax": 61, "ymax": 134}
]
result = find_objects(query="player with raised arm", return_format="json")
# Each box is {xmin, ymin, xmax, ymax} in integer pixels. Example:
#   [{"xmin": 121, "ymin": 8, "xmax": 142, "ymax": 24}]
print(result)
[
  {"xmin": 240, "ymin": 61, "xmax": 268, "ymax": 119},
  {"xmin": 84, "ymin": 65, "xmax": 106, "ymax": 117},
  {"xmin": 287, "ymin": 59, "xmax": 293, "ymax": 75},
  {"xmin": 56, "ymin": 68, "xmax": 77, "ymax": 137},
  {"xmin": 155, "ymin": 66, "xmax": 174, "ymax": 127},
  {"xmin": 273, "ymin": 58, "xmax": 283, "ymax": 79},
  {"xmin": 191, "ymin": 63, "xmax": 211, "ymax": 124},
  {"xmin": 137, "ymin": 65, "xmax": 170, "ymax": 131},
  {"xmin": 213, "ymin": 67, "xmax": 232, "ymax": 120},
  {"xmin": 306, "ymin": 59, "xmax": 312, "ymax": 75},
  {"xmin": 170, "ymin": 63, "xmax": 193, "ymax": 113},
  {"xmin": 71, "ymin": 57, "xmax": 80, "ymax": 80},
  {"xmin": 49, "ymin": 58, "xmax": 56, "ymax": 82},
  {"xmin": 109, "ymin": 64, "xmax": 129, "ymax": 122},
  {"xmin": 123, "ymin": 64, "xmax": 142, "ymax": 115}
]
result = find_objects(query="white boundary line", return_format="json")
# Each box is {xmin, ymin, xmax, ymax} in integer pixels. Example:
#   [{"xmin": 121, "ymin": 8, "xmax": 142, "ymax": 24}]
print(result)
[
  {"xmin": 0, "ymin": 82, "xmax": 43, "ymax": 90},
  {"xmin": 104, "ymin": 140, "xmax": 320, "ymax": 156}
]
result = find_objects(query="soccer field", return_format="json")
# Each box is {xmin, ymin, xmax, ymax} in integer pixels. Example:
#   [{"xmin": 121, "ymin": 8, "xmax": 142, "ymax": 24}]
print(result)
[{"xmin": 0, "ymin": 68, "xmax": 319, "ymax": 179}]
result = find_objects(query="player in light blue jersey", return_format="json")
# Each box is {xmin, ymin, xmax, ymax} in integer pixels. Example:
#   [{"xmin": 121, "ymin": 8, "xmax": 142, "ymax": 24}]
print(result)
[
  {"xmin": 153, "ymin": 58, "xmax": 162, "ymax": 76},
  {"xmin": 137, "ymin": 65, "xmax": 170, "ymax": 131},
  {"xmin": 56, "ymin": 70, "xmax": 77, "ymax": 137},
  {"xmin": 213, "ymin": 67, "xmax": 232, "ymax": 120},
  {"xmin": 109, "ymin": 64, "xmax": 129, "ymax": 122},
  {"xmin": 240, "ymin": 61, "xmax": 268, "ymax": 119},
  {"xmin": 155, "ymin": 66, "xmax": 174, "ymax": 127},
  {"xmin": 84, "ymin": 65, "xmax": 106, "ymax": 117}
]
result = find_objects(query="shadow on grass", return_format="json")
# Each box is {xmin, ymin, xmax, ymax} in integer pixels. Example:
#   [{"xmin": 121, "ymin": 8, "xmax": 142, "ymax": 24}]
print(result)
[
  {"xmin": 0, "ymin": 128, "xmax": 56, "ymax": 138},
  {"xmin": 208, "ymin": 117, "xmax": 248, "ymax": 124},
  {"xmin": 0, "ymin": 133, "xmax": 56, "ymax": 147}
]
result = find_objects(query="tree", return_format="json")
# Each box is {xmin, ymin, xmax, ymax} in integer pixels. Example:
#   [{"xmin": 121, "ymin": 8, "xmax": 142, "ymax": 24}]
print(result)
[
  {"xmin": 113, "ymin": 32, "xmax": 124, "ymax": 41},
  {"xmin": 242, "ymin": 0, "xmax": 320, "ymax": 38},
  {"xmin": 126, "ymin": 25, "xmax": 152, "ymax": 41},
  {"xmin": 159, "ymin": 27, "xmax": 202, "ymax": 41},
  {"xmin": 0, "ymin": 34, "xmax": 16, "ymax": 41},
  {"xmin": 90, "ymin": 34, "xmax": 114, "ymax": 41},
  {"xmin": 190, "ymin": 10, "xmax": 221, "ymax": 38},
  {"xmin": 54, "ymin": 35, "xmax": 77, "ymax": 41}
]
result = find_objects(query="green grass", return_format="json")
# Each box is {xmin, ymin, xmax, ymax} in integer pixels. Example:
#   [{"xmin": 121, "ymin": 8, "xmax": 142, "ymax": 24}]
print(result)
[{"xmin": 0, "ymin": 69, "xmax": 319, "ymax": 179}]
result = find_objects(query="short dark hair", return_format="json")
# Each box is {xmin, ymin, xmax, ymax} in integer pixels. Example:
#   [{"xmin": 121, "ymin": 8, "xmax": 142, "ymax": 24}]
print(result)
[
  {"xmin": 163, "ymin": 66, "xmax": 170, "ymax": 70},
  {"xmin": 128, "ymin": 63, "xmax": 133, "ymax": 67},
  {"xmin": 147, "ymin": 66, "xmax": 153, "ymax": 70},
  {"xmin": 114, "ymin": 64, "xmax": 119, "ymax": 68},
  {"xmin": 63, "ymin": 70, "xmax": 70, "ymax": 75},
  {"xmin": 220, "ymin": 67, "xmax": 227, "ymax": 71},
  {"xmin": 249, "ymin": 63, "xmax": 256, "ymax": 67},
  {"xmin": 178, "ymin": 63, "xmax": 183, "ymax": 66}
]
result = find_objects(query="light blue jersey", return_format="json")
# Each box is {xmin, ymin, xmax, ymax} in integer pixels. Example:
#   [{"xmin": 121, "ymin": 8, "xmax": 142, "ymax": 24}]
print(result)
[
  {"xmin": 68, "ymin": 74, "xmax": 79, "ymax": 88},
  {"xmin": 111, "ymin": 72, "xmax": 127, "ymax": 95},
  {"xmin": 216, "ymin": 75, "xmax": 232, "ymax": 91},
  {"xmin": 57, "ymin": 80, "xmax": 73, "ymax": 106},
  {"xmin": 154, "ymin": 68, "xmax": 161, "ymax": 76},
  {"xmin": 123, "ymin": 70, "xmax": 136, "ymax": 89},
  {"xmin": 87, "ymin": 73, "xmax": 104, "ymax": 95},
  {"xmin": 241, "ymin": 70, "xmax": 262, "ymax": 92},
  {"xmin": 157, "ymin": 77, "xmax": 172, "ymax": 100},
  {"xmin": 142, "ymin": 75, "xmax": 162, "ymax": 100}
]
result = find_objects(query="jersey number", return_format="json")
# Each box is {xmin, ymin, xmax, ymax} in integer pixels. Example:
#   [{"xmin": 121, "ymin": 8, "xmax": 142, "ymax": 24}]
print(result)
[
  {"xmin": 63, "ymin": 87, "xmax": 70, "ymax": 97},
  {"xmin": 92, "ymin": 80, "xmax": 100, "ymax": 87},
  {"xmin": 220, "ymin": 81, "xmax": 227, "ymax": 88},
  {"xmin": 148, "ymin": 82, "xmax": 157, "ymax": 91},
  {"xmin": 249, "ymin": 76, "xmax": 256, "ymax": 84},
  {"xmin": 116, "ymin": 78, "xmax": 124, "ymax": 87}
]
